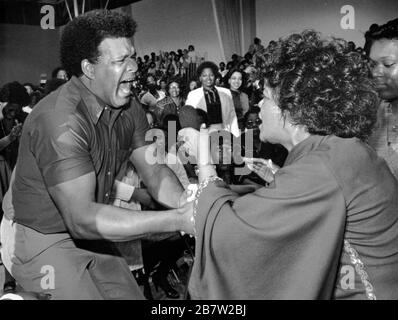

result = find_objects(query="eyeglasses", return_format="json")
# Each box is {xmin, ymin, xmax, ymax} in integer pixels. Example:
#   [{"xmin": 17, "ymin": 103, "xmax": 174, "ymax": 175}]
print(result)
[{"xmin": 246, "ymin": 118, "xmax": 262, "ymax": 128}]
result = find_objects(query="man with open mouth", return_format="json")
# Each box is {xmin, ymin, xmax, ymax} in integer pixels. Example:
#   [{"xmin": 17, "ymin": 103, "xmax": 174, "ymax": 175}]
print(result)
[{"xmin": 0, "ymin": 9, "xmax": 194, "ymax": 300}]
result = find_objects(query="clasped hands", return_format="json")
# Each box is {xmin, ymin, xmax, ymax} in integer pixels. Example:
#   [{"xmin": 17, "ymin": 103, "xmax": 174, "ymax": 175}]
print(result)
[
  {"xmin": 9, "ymin": 120, "xmax": 23, "ymax": 141},
  {"xmin": 177, "ymin": 125, "xmax": 214, "ymax": 235}
]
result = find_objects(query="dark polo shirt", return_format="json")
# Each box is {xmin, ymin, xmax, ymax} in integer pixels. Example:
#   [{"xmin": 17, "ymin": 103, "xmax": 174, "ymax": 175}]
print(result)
[{"xmin": 12, "ymin": 76, "xmax": 149, "ymax": 234}]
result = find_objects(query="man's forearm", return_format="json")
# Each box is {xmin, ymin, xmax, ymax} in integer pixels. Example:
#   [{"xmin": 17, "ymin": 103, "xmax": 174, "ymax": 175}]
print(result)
[
  {"xmin": 144, "ymin": 164, "xmax": 184, "ymax": 208},
  {"xmin": 71, "ymin": 202, "xmax": 182, "ymax": 241}
]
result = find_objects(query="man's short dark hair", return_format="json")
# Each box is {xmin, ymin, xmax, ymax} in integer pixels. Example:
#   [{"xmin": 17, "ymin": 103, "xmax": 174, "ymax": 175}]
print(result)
[
  {"xmin": 60, "ymin": 9, "xmax": 137, "ymax": 77},
  {"xmin": 197, "ymin": 61, "xmax": 219, "ymax": 78}
]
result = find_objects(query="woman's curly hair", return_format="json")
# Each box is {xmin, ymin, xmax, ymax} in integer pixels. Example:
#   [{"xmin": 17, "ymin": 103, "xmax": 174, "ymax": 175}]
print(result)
[
  {"xmin": 60, "ymin": 9, "xmax": 137, "ymax": 77},
  {"xmin": 262, "ymin": 30, "xmax": 378, "ymax": 141}
]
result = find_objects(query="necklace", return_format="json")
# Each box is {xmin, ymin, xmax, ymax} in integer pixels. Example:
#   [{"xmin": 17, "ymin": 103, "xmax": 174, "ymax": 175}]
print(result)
[{"xmin": 386, "ymin": 104, "xmax": 398, "ymax": 151}]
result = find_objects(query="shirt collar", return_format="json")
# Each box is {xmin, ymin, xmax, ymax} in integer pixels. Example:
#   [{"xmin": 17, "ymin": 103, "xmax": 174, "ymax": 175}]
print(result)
[
  {"xmin": 71, "ymin": 76, "xmax": 116, "ymax": 125},
  {"xmin": 284, "ymin": 135, "xmax": 327, "ymax": 166}
]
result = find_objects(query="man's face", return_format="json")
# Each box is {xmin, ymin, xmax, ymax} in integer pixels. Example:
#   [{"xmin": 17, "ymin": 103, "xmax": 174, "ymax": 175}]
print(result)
[
  {"xmin": 199, "ymin": 68, "xmax": 215, "ymax": 89},
  {"xmin": 91, "ymin": 37, "xmax": 137, "ymax": 108},
  {"xmin": 369, "ymin": 39, "xmax": 398, "ymax": 102}
]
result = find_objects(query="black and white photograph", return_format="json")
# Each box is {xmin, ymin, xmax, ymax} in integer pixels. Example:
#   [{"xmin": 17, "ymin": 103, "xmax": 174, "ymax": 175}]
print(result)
[{"xmin": 0, "ymin": 0, "xmax": 398, "ymax": 305}]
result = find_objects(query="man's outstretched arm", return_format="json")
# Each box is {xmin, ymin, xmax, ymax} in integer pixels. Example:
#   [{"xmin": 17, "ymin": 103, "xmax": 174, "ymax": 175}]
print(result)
[{"xmin": 48, "ymin": 171, "xmax": 193, "ymax": 241}]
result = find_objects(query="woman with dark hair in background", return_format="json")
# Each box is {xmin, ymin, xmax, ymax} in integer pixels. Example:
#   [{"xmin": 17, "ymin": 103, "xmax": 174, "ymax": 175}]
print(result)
[
  {"xmin": 365, "ymin": 18, "xmax": 398, "ymax": 179},
  {"xmin": 186, "ymin": 61, "xmax": 239, "ymax": 137},
  {"xmin": 187, "ymin": 30, "xmax": 398, "ymax": 299},
  {"xmin": 225, "ymin": 69, "xmax": 250, "ymax": 131}
]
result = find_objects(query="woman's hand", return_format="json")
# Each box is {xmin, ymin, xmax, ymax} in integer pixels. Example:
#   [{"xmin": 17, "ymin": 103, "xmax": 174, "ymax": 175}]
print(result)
[{"xmin": 243, "ymin": 157, "xmax": 280, "ymax": 184}]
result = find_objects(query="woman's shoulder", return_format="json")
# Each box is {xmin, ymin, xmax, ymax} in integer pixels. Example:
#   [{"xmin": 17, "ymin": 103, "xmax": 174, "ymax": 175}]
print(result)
[{"xmin": 216, "ymin": 86, "xmax": 232, "ymax": 96}]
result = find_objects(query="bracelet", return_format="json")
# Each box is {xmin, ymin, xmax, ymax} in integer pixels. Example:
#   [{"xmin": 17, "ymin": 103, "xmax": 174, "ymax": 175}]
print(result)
[{"xmin": 192, "ymin": 176, "xmax": 223, "ymax": 237}]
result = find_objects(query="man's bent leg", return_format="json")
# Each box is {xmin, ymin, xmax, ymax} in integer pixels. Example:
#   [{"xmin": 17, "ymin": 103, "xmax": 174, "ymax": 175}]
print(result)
[
  {"xmin": 1, "ymin": 217, "xmax": 104, "ymax": 300},
  {"xmin": 77, "ymin": 240, "xmax": 145, "ymax": 300}
]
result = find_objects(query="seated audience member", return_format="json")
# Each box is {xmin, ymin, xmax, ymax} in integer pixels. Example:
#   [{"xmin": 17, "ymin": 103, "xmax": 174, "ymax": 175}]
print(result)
[
  {"xmin": 219, "ymin": 62, "xmax": 228, "ymax": 78},
  {"xmin": 365, "ymin": 18, "xmax": 398, "ymax": 179},
  {"xmin": 22, "ymin": 83, "xmax": 39, "ymax": 113},
  {"xmin": 0, "ymin": 82, "xmax": 30, "ymax": 123},
  {"xmin": 44, "ymin": 78, "xmax": 67, "ymax": 96},
  {"xmin": 178, "ymin": 105, "xmax": 209, "ymax": 131},
  {"xmin": 159, "ymin": 78, "xmax": 168, "ymax": 95},
  {"xmin": 0, "ymin": 103, "xmax": 23, "ymax": 294},
  {"xmin": 226, "ymin": 69, "xmax": 250, "ymax": 131},
  {"xmin": 209, "ymin": 130, "xmax": 234, "ymax": 185},
  {"xmin": 0, "ymin": 81, "xmax": 30, "ymax": 293},
  {"xmin": 51, "ymin": 66, "xmax": 69, "ymax": 81},
  {"xmin": 214, "ymin": 73, "xmax": 224, "ymax": 87},
  {"xmin": 140, "ymin": 83, "xmax": 166, "ymax": 109},
  {"xmin": 154, "ymin": 80, "xmax": 185, "ymax": 124},
  {"xmin": 186, "ymin": 61, "xmax": 239, "ymax": 137},
  {"xmin": 248, "ymin": 37, "xmax": 265, "ymax": 57},
  {"xmin": 187, "ymin": 30, "xmax": 398, "ymax": 299},
  {"xmin": 237, "ymin": 107, "xmax": 287, "ymax": 185},
  {"xmin": 185, "ymin": 79, "xmax": 198, "ymax": 98},
  {"xmin": 147, "ymin": 62, "xmax": 157, "ymax": 76}
]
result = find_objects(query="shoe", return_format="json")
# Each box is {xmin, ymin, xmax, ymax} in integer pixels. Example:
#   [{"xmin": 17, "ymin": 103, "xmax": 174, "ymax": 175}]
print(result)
[
  {"xmin": 3, "ymin": 281, "xmax": 16, "ymax": 294},
  {"xmin": 132, "ymin": 270, "xmax": 153, "ymax": 300},
  {"xmin": 152, "ymin": 270, "xmax": 180, "ymax": 299}
]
